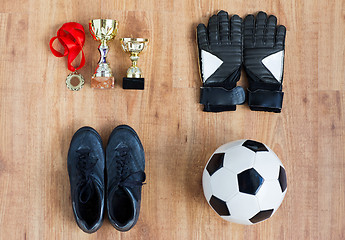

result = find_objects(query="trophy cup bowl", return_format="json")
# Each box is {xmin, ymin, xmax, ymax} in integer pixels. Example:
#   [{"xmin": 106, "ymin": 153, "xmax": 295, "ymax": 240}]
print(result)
[
  {"xmin": 120, "ymin": 38, "xmax": 149, "ymax": 90},
  {"xmin": 89, "ymin": 19, "xmax": 118, "ymax": 89}
]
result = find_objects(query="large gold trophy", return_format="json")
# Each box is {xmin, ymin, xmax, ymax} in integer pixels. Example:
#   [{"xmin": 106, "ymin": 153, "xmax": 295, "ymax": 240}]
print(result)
[
  {"xmin": 120, "ymin": 38, "xmax": 149, "ymax": 90},
  {"xmin": 89, "ymin": 19, "xmax": 118, "ymax": 89}
]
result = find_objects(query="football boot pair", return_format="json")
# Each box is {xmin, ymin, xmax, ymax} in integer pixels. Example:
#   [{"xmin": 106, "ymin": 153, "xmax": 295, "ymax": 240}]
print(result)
[
  {"xmin": 197, "ymin": 11, "xmax": 286, "ymax": 113},
  {"xmin": 67, "ymin": 125, "xmax": 146, "ymax": 233}
]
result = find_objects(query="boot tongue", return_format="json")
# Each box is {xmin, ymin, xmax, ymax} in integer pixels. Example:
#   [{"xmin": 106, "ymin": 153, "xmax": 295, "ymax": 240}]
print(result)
[{"xmin": 79, "ymin": 181, "xmax": 95, "ymax": 204}]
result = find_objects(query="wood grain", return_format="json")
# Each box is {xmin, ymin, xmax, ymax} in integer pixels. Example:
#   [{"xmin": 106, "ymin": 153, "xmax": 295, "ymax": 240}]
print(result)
[{"xmin": 0, "ymin": 0, "xmax": 344, "ymax": 239}]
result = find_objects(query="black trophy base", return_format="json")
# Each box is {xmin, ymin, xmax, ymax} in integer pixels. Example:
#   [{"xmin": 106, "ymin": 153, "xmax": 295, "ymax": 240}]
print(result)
[{"xmin": 123, "ymin": 77, "xmax": 144, "ymax": 90}]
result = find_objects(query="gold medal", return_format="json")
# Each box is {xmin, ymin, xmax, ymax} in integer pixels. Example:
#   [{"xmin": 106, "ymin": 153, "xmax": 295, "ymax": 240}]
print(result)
[
  {"xmin": 65, "ymin": 71, "xmax": 85, "ymax": 91},
  {"xmin": 50, "ymin": 22, "xmax": 86, "ymax": 91}
]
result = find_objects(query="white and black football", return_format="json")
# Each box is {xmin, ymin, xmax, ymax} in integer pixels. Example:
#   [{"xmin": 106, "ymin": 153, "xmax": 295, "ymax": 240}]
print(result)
[{"xmin": 202, "ymin": 140, "xmax": 287, "ymax": 225}]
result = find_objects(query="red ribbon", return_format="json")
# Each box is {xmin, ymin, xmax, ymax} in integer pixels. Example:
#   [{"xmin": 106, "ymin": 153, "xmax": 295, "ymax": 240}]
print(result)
[{"xmin": 49, "ymin": 22, "xmax": 85, "ymax": 72}]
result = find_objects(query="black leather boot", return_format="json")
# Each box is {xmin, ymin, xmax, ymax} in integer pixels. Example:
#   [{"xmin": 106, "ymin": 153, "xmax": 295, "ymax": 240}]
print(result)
[
  {"xmin": 106, "ymin": 125, "xmax": 146, "ymax": 232},
  {"xmin": 67, "ymin": 127, "xmax": 105, "ymax": 233}
]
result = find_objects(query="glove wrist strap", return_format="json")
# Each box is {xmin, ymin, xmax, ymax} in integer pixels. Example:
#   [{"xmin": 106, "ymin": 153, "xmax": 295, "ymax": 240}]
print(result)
[
  {"xmin": 200, "ymin": 86, "xmax": 245, "ymax": 108},
  {"xmin": 248, "ymin": 89, "xmax": 284, "ymax": 113}
]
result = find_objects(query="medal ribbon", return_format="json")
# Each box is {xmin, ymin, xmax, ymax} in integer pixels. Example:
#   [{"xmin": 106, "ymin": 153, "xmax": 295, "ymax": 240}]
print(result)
[{"xmin": 49, "ymin": 22, "xmax": 85, "ymax": 72}]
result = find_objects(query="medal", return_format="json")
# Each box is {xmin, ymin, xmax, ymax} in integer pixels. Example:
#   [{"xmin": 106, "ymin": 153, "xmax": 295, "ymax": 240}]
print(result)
[
  {"xmin": 49, "ymin": 22, "xmax": 86, "ymax": 91},
  {"xmin": 65, "ymin": 71, "xmax": 85, "ymax": 91}
]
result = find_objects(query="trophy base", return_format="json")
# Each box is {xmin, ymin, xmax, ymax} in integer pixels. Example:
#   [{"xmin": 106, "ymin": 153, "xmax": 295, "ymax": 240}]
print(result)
[
  {"xmin": 91, "ymin": 76, "xmax": 115, "ymax": 89},
  {"xmin": 123, "ymin": 77, "xmax": 144, "ymax": 90}
]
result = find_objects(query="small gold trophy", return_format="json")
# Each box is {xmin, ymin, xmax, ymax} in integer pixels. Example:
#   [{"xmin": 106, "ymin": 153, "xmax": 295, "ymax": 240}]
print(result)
[
  {"xmin": 89, "ymin": 19, "xmax": 118, "ymax": 89},
  {"xmin": 120, "ymin": 38, "xmax": 149, "ymax": 90}
]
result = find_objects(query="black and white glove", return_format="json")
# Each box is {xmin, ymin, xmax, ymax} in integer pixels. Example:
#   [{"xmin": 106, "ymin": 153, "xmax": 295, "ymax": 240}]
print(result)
[
  {"xmin": 243, "ymin": 11, "xmax": 286, "ymax": 113},
  {"xmin": 197, "ymin": 10, "xmax": 245, "ymax": 112}
]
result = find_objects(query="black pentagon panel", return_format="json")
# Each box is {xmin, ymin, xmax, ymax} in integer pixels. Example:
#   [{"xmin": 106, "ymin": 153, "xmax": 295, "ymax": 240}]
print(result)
[
  {"xmin": 238, "ymin": 168, "xmax": 264, "ymax": 195},
  {"xmin": 209, "ymin": 195, "xmax": 230, "ymax": 216},
  {"xmin": 206, "ymin": 153, "xmax": 225, "ymax": 176},
  {"xmin": 242, "ymin": 140, "xmax": 268, "ymax": 152},
  {"xmin": 278, "ymin": 166, "xmax": 287, "ymax": 192},
  {"xmin": 249, "ymin": 209, "xmax": 274, "ymax": 224}
]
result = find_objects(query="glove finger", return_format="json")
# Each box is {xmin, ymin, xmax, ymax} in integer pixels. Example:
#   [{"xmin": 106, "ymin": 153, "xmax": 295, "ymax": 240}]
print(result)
[
  {"xmin": 197, "ymin": 23, "xmax": 209, "ymax": 49},
  {"xmin": 218, "ymin": 10, "xmax": 230, "ymax": 45},
  {"xmin": 208, "ymin": 14, "xmax": 219, "ymax": 46},
  {"xmin": 276, "ymin": 25, "xmax": 286, "ymax": 47},
  {"xmin": 244, "ymin": 14, "xmax": 255, "ymax": 48},
  {"xmin": 265, "ymin": 15, "xmax": 277, "ymax": 47},
  {"xmin": 230, "ymin": 14, "xmax": 242, "ymax": 47},
  {"xmin": 255, "ymin": 11, "xmax": 267, "ymax": 47}
]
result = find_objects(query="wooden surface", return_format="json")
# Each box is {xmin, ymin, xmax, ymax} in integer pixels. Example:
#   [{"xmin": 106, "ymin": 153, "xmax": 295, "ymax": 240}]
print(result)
[{"xmin": 0, "ymin": 0, "xmax": 344, "ymax": 239}]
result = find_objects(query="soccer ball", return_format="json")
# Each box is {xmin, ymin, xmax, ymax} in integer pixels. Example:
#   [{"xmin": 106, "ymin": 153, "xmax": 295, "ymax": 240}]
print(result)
[{"xmin": 202, "ymin": 140, "xmax": 287, "ymax": 225}]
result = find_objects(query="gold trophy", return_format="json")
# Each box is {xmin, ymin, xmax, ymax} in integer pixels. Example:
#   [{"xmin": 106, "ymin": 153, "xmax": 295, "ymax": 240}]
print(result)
[
  {"xmin": 89, "ymin": 19, "xmax": 118, "ymax": 89},
  {"xmin": 120, "ymin": 38, "xmax": 149, "ymax": 90}
]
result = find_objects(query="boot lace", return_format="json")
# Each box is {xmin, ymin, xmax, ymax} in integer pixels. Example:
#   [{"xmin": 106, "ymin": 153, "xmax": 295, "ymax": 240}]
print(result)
[
  {"xmin": 76, "ymin": 148, "xmax": 98, "ymax": 203},
  {"xmin": 112, "ymin": 143, "xmax": 146, "ymax": 191}
]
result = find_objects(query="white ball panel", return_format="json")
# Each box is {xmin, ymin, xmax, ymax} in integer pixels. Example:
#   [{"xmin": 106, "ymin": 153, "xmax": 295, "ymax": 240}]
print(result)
[
  {"xmin": 266, "ymin": 145, "xmax": 283, "ymax": 165},
  {"xmin": 256, "ymin": 180, "xmax": 285, "ymax": 211},
  {"xmin": 222, "ymin": 215, "xmax": 253, "ymax": 225},
  {"xmin": 226, "ymin": 193, "xmax": 260, "ymax": 220},
  {"xmin": 253, "ymin": 151, "xmax": 281, "ymax": 180},
  {"xmin": 273, "ymin": 189, "xmax": 287, "ymax": 214},
  {"xmin": 214, "ymin": 140, "xmax": 246, "ymax": 154},
  {"xmin": 223, "ymin": 146, "xmax": 256, "ymax": 174},
  {"xmin": 202, "ymin": 170, "xmax": 213, "ymax": 202},
  {"xmin": 210, "ymin": 168, "xmax": 238, "ymax": 201}
]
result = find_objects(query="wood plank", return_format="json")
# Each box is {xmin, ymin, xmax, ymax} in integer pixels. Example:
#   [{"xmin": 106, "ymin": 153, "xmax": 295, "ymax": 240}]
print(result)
[{"xmin": 0, "ymin": 0, "xmax": 344, "ymax": 239}]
